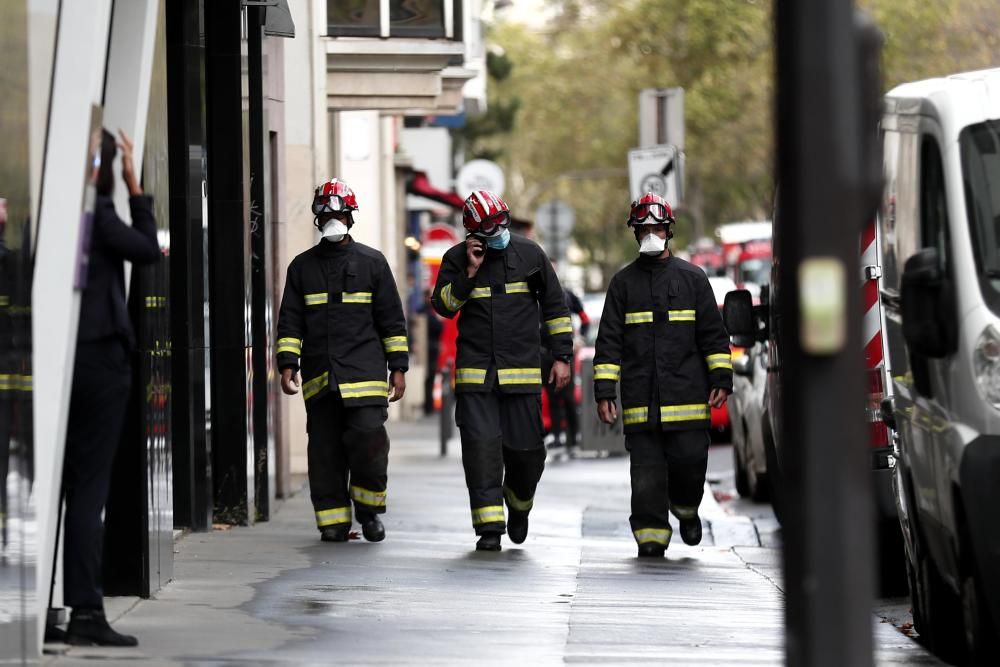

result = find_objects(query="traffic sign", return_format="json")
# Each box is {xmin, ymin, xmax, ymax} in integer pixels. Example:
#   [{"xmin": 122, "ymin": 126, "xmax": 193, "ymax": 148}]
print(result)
[
  {"xmin": 535, "ymin": 200, "xmax": 574, "ymax": 261},
  {"xmin": 456, "ymin": 159, "xmax": 505, "ymax": 197},
  {"xmin": 628, "ymin": 144, "xmax": 680, "ymax": 204}
]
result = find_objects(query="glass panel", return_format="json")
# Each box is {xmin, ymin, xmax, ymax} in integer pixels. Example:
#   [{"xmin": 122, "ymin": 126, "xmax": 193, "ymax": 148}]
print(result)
[
  {"xmin": 960, "ymin": 120, "xmax": 1000, "ymax": 315},
  {"xmin": 390, "ymin": 0, "xmax": 445, "ymax": 37},
  {"xmin": 327, "ymin": 0, "xmax": 380, "ymax": 37}
]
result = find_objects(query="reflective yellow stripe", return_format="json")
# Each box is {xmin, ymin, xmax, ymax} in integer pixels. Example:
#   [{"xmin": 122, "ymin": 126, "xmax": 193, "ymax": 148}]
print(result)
[
  {"xmin": 545, "ymin": 316, "xmax": 572, "ymax": 335},
  {"xmin": 471, "ymin": 287, "xmax": 492, "ymax": 299},
  {"xmin": 305, "ymin": 293, "xmax": 328, "ymax": 306},
  {"xmin": 144, "ymin": 295, "xmax": 167, "ymax": 308},
  {"xmin": 497, "ymin": 368, "xmax": 542, "ymax": 385},
  {"xmin": 593, "ymin": 363, "xmax": 621, "ymax": 382},
  {"xmin": 339, "ymin": 380, "xmax": 390, "ymax": 399},
  {"xmin": 660, "ymin": 404, "xmax": 711, "ymax": 423},
  {"xmin": 440, "ymin": 283, "xmax": 466, "ymax": 311},
  {"xmin": 303, "ymin": 372, "xmax": 330, "ymax": 400},
  {"xmin": 633, "ymin": 527, "xmax": 672, "ymax": 545},
  {"xmin": 472, "ymin": 505, "xmax": 505, "ymax": 525},
  {"xmin": 0, "ymin": 296, "xmax": 9, "ymax": 307},
  {"xmin": 316, "ymin": 506, "xmax": 352, "ymax": 527},
  {"xmin": 343, "ymin": 292, "xmax": 372, "ymax": 304},
  {"xmin": 672, "ymin": 505, "xmax": 699, "ymax": 520},
  {"xmin": 16, "ymin": 375, "xmax": 32, "ymax": 392},
  {"xmin": 503, "ymin": 487, "xmax": 533, "ymax": 512},
  {"xmin": 505, "ymin": 282, "xmax": 529, "ymax": 294},
  {"xmin": 668, "ymin": 309, "xmax": 696, "ymax": 322},
  {"xmin": 625, "ymin": 311, "xmax": 654, "ymax": 325},
  {"xmin": 277, "ymin": 337, "xmax": 302, "ymax": 355},
  {"xmin": 706, "ymin": 353, "xmax": 733, "ymax": 371},
  {"xmin": 455, "ymin": 368, "xmax": 487, "ymax": 384},
  {"xmin": 382, "ymin": 336, "xmax": 409, "ymax": 353},
  {"xmin": 350, "ymin": 485, "xmax": 387, "ymax": 508},
  {"xmin": 623, "ymin": 406, "xmax": 649, "ymax": 425}
]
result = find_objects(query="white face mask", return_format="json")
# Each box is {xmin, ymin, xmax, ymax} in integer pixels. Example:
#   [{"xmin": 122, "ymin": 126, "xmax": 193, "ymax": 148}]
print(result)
[
  {"xmin": 321, "ymin": 218, "xmax": 350, "ymax": 242},
  {"xmin": 639, "ymin": 233, "xmax": 667, "ymax": 256}
]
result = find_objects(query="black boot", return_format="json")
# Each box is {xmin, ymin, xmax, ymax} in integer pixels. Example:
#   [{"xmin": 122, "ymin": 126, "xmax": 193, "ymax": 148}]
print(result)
[
  {"xmin": 680, "ymin": 517, "xmax": 703, "ymax": 546},
  {"xmin": 637, "ymin": 543, "xmax": 666, "ymax": 558},
  {"xmin": 361, "ymin": 515, "xmax": 385, "ymax": 542},
  {"xmin": 320, "ymin": 524, "xmax": 351, "ymax": 542},
  {"xmin": 66, "ymin": 609, "xmax": 138, "ymax": 647},
  {"xmin": 475, "ymin": 532, "xmax": 502, "ymax": 551},
  {"xmin": 507, "ymin": 510, "xmax": 529, "ymax": 544}
]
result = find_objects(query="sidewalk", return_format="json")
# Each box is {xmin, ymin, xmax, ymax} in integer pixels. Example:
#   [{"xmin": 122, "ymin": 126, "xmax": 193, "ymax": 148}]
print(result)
[{"xmin": 46, "ymin": 418, "xmax": 938, "ymax": 665}]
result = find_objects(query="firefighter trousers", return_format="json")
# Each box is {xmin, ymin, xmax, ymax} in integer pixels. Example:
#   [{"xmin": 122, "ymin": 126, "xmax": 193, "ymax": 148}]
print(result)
[
  {"xmin": 456, "ymin": 391, "xmax": 546, "ymax": 535},
  {"xmin": 625, "ymin": 429, "xmax": 710, "ymax": 548},
  {"xmin": 307, "ymin": 393, "xmax": 389, "ymax": 531}
]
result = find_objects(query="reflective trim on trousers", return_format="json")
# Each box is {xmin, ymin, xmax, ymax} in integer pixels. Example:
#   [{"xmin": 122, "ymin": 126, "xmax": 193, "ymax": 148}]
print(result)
[
  {"xmin": 503, "ymin": 486, "xmax": 533, "ymax": 512},
  {"xmin": 350, "ymin": 485, "xmax": 387, "ymax": 508},
  {"xmin": 593, "ymin": 363, "xmax": 621, "ymax": 381},
  {"xmin": 316, "ymin": 506, "xmax": 352, "ymax": 527},
  {"xmin": 672, "ymin": 505, "xmax": 699, "ymax": 520},
  {"xmin": 471, "ymin": 505, "xmax": 505, "ymax": 526},
  {"xmin": 660, "ymin": 404, "xmax": 710, "ymax": 423},
  {"xmin": 633, "ymin": 527, "xmax": 672, "ymax": 546}
]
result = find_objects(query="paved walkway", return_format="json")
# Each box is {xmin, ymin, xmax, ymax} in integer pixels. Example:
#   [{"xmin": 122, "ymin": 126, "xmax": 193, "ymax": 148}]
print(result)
[{"xmin": 45, "ymin": 419, "xmax": 938, "ymax": 665}]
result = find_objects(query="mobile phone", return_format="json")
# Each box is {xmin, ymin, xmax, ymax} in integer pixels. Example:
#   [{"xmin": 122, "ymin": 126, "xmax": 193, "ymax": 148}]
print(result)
[{"xmin": 467, "ymin": 234, "xmax": 484, "ymax": 257}]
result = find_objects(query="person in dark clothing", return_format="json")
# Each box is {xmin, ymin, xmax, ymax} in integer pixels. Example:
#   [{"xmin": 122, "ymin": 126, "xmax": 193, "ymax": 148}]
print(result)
[
  {"xmin": 541, "ymin": 284, "xmax": 591, "ymax": 451},
  {"xmin": 61, "ymin": 129, "xmax": 160, "ymax": 645},
  {"xmin": 594, "ymin": 193, "xmax": 732, "ymax": 558},
  {"xmin": 420, "ymin": 289, "xmax": 443, "ymax": 415}
]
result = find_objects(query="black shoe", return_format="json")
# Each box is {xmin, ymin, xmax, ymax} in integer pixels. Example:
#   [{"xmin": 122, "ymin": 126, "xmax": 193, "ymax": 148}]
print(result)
[
  {"xmin": 680, "ymin": 517, "xmax": 703, "ymax": 546},
  {"xmin": 66, "ymin": 610, "xmax": 138, "ymax": 647},
  {"xmin": 475, "ymin": 532, "xmax": 502, "ymax": 551},
  {"xmin": 320, "ymin": 525, "xmax": 351, "ymax": 542},
  {"xmin": 361, "ymin": 516, "xmax": 385, "ymax": 542},
  {"xmin": 507, "ymin": 510, "xmax": 529, "ymax": 544},
  {"xmin": 637, "ymin": 543, "xmax": 666, "ymax": 558},
  {"xmin": 44, "ymin": 624, "xmax": 68, "ymax": 643}
]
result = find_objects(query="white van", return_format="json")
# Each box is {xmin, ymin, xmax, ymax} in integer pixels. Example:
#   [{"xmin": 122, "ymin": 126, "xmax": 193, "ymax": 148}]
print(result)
[{"xmin": 879, "ymin": 67, "xmax": 1000, "ymax": 663}]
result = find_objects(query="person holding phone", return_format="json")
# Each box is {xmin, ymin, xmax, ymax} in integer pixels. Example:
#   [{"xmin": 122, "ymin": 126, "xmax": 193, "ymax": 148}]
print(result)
[{"xmin": 432, "ymin": 191, "xmax": 573, "ymax": 551}]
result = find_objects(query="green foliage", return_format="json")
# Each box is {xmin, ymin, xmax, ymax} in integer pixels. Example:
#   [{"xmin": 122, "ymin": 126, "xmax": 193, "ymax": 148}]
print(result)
[{"xmin": 485, "ymin": 0, "xmax": 999, "ymax": 286}]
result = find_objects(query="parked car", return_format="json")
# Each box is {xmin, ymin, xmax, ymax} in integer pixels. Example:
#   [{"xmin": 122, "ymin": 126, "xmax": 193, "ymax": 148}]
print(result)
[
  {"xmin": 877, "ymin": 68, "xmax": 1000, "ymax": 663},
  {"xmin": 729, "ymin": 286, "xmax": 771, "ymax": 501}
]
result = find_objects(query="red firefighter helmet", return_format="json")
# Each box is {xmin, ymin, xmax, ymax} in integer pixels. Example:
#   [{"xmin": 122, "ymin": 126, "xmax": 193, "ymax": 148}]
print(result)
[
  {"xmin": 312, "ymin": 178, "xmax": 359, "ymax": 217},
  {"xmin": 462, "ymin": 190, "xmax": 510, "ymax": 236},
  {"xmin": 627, "ymin": 192, "xmax": 675, "ymax": 227}
]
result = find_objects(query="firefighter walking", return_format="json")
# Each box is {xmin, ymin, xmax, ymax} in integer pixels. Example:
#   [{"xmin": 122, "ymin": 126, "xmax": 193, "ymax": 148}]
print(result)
[
  {"xmin": 593, "ymin": 193, "xmax": 732, "ymax": 557},
  {"xmin": 433, "ymin": 191, "xmax": 573, "ymax": 551},
  {"xmin": 276, "ymin": 179, "xmax": 408, "ymax": 543}
]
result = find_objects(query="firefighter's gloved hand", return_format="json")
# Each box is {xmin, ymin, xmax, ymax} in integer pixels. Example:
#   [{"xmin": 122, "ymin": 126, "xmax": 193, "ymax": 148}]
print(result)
[
  {"xmin": 388, "ymin": 369, "xmax": 406, "ymax": 402},
  {"xmin": 280, "ymin": 368, "xmax": 300, "ymax": 395},
  {"xmin": 709, "ymin": 388, "xmax": 730, "ymax": 408},
  {"xmin": 597, "ymin": 399, "xmax": 618, "ymax": 425},
  {"xmin": 465, "ymin": 236, "xmax": 485, "ymax": 277},
  {"xmin": 550, "ymin": 360, "xmax": 571, "ymax": 391}
]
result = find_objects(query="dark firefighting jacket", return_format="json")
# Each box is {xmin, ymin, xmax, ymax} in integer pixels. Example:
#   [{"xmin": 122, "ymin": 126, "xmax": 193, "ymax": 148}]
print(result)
[
  {"xmin": 593, "ymin": 254, "xmax": 733, "ymax": 433},
  {"xmin": 276, "ymin": 238, "xmax": 408, "ymax": 409},
  {"xmin": 432, "ymin": 234, "xmax": 572, "ymax": 394}
]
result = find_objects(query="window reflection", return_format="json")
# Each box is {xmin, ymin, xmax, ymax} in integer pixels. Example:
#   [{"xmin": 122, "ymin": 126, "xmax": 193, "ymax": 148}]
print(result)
[
  {"xmin": 390, "ymin": 0, "xmax": 444, "ymax": 37},
  {"xmin": 328, "ymin": 0, "xmax": 380, "ymax": 37}
]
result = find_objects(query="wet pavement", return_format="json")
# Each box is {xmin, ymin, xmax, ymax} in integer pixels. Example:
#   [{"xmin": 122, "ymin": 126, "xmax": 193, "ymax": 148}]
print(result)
[{"xmin": 45, "ymin": 418, "xmax": 940, "ymax": 665}]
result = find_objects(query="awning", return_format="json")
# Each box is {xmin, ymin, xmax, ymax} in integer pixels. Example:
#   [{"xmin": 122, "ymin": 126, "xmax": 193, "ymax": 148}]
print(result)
[{"xmin": 407, "ymin": 171, "xmax": 532, "ymax": 229}]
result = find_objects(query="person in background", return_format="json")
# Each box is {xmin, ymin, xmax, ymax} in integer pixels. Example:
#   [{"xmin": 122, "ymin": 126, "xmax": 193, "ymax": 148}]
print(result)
[
  {"xmin": 541, "ymin": 277, "xmax": 590, "ymax": 452},
  {"xmin": 420, "ymin": 289, "xmax": 443, "ymax": 415}
]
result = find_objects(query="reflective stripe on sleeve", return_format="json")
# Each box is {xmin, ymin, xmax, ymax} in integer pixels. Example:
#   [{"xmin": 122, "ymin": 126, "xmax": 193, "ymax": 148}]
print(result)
[
  {"xmin": 350, "ymin": 485, "xmax": 387, "ymax": 508},
  {"xmin": 303, "ymin": 372, "xmax": 330, "ymax": 400},
  {"xmin": 545, "ymin": 316, "xmax": 572, "ymax": 335},
  {"xmin": 471, "ymin": 287, "xmax": 492, "ymax": 299},
  {"xmin": 505, "ymin": 282, "xmax": 529, "ymax": 294},
  {"xmin": 440, "ymin": 283, "xmax": 467, "ymax": 311},
  {"xmin": 497, "ymin": 368, "xmax": 542, "ymax": 385},
  {"xmin": 339, "ymin": 380, "xmax": 390, "ymax": 399},
  {"xmin": 0, "ymin": 374, "xmax": 32, "ymax": 393},
  {"xmin": 633, "ymin": 527, "xmax": 672, "ymax": 546},
  {"xmin": 593, "ymin": 363, "xmax": 621, "ymax": 381},
  {"xmin": 622, "ymin": 406, "xmax": 649, "ymax": 425},
  {"xmin": 625, "ymin": 311, "xmax": 654, "ymax": 325},
  {"xmin": 305, "ymin": 293, "xmax": 328, "ymax": 306},
  {"xmin": 472, "ymin": 505, "xmax": 505, "ymax": 526},
  {"xmin": 455, "ymin": 368, "xmax": 487, "ymax": 384},
  {"xmin": 660, "ymin": 404, "xmax": 711, "ymax": 423},
  {"xmin": 668, "ymin": 309, "xmax": 696, "ymax": 322},
  {"xmin": 343, "ymin": 292, "xmax": 372, "ymax": 304},
  {"xmin": 706, "ymin": 353, "xmax": 733, "ymax": 371},
  {"xmin": 382, "ymin": 336, "xmax": 409, "ymax": 353},
  {"xmin": 316, "ymin": 506, "xmax": 352, "ymax": 527},
  {"xmin": 277, "ymin": 337, "xmax": 302, "ymax": 355},
  {"xmin": 503, "ymin": 486, "xmax": 533, "ymax": 512}
]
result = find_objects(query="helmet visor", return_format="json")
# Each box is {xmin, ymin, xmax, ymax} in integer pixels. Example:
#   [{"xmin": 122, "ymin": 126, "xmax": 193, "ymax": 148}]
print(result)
[
  {"xmin": 312, "ymin": 194, "xmax": 351, "ymax": 216},
  {"xmin": 630, "ymin": 202, "xmax": 670, "ymax": 224},
  {"xmin": 473, "ymin": 211, "xmax": 511, "ymax": 236}
]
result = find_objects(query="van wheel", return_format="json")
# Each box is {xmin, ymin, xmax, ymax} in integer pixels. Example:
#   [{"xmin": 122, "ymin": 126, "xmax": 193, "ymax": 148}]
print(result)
[
  {"xmin": 916, "ymin": 548, "xmax": 964, "ymax": 662},
  {"xmin": 762, "ymin": 420, "xmax": 783, "ymax": 526},
  {"xmin": 876, "ymin": 521, "xmax": 907, "ymax": 596},
  {"xmin": 749, "ymin": 467, "xmax": 771, "ymax": 502},
  {"xmin": 734, "ymin": 444, "xmax": 750, "ymax": 497}
]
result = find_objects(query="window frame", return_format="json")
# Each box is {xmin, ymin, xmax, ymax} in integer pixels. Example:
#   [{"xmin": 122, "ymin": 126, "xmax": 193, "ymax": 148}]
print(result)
[{"xmin": 327, "ymin": 0, "xmax": 454, "ymax": 39}]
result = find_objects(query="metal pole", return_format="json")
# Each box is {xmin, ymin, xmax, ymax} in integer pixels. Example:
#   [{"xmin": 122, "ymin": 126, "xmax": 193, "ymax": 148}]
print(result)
[{"xmin": 776, "ymin": 1, "xmax": 876, "ymax": 665}]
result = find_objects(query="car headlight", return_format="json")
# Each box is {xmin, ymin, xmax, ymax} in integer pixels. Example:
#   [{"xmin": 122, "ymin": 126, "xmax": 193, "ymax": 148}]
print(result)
[{"xmin": 973, "ymin": 325, "xmax": 1000, "ymax": 408}]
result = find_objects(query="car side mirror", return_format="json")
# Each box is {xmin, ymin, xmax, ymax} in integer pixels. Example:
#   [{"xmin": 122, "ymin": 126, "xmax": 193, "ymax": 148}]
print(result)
[
  {"xmin": 753, "ymin": 303, "xmax": 770, "ymax": 343},
  {"xmin": 724, "ymin": 289, "xmax": 754, "ymax": 336},
  {"xmin": 901, "ymin": 248, "xmax": 957, "ymax": 359},
  {"xmin": 732, "ymin": 353, "xmax": 753, "ymax": 377}
]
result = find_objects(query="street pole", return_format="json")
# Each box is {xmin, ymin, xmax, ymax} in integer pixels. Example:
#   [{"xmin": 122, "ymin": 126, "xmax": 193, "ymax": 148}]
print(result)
[
  {"xmin": 550, "ymin": 200, "xmax": 559, "ymax": 262},
  {"xmin": 776, "ymin": 1, "xmax": 882, "ymax": 665}
]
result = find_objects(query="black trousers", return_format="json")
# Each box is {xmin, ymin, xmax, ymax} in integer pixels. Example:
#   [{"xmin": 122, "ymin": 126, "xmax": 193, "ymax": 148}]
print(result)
[
  {"xmin": 63, "ymin": 339, "xmax": 132, "ymax": 610},
  {"xmin": 456, "ymin": 391, "xmax": 546, "ymax": 535},
  {"xmin": 307, "ymin": 393, "xmax": 389, "ymax": 531},
  {"xmin": 625, "ymin": 429, "xmax": 710, "ymax": 547}
]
